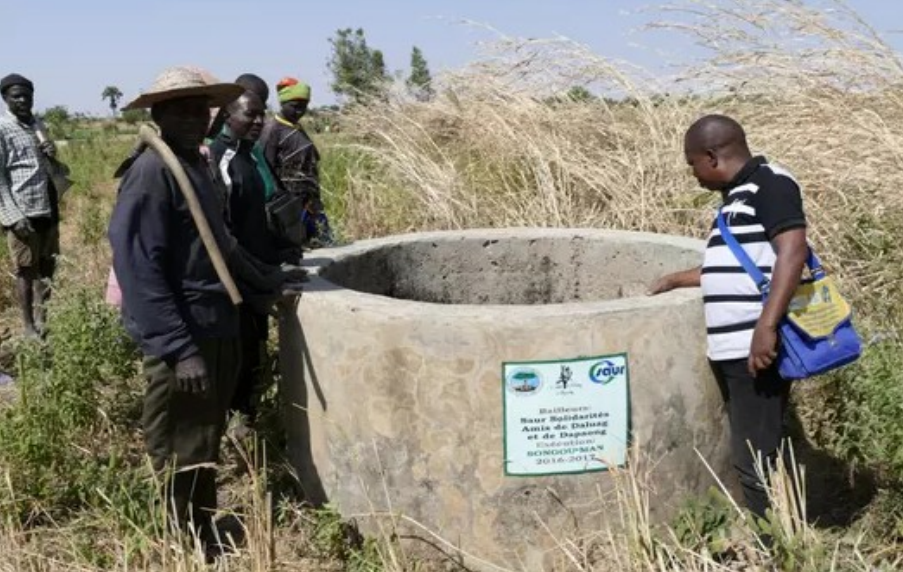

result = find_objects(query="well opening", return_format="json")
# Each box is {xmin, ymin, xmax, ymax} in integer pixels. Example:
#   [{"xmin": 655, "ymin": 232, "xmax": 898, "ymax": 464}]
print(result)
[{"xmin": 321, "ymin": 235, "xmax": 698, "ymax": 305}]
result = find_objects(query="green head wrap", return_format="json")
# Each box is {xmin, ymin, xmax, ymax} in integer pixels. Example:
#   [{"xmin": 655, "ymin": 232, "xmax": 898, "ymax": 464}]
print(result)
[{"xmin": 278, "ymin": 81, "xmax": 311, "ymax": 103}]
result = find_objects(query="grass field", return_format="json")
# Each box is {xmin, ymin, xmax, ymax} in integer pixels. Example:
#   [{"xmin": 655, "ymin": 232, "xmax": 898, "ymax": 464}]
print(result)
[{"xmin": 2, "ymin": 1, "xmax": 903, "ymax": 570}]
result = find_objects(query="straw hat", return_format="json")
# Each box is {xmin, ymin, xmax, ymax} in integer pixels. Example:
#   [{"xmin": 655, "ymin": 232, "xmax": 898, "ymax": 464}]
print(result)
[
  {"xmin": 179, "ymin": 66, "xmax": 229, "ymax": 127},
  {"xmin": 122, "ymin": 66, "xmax": 244, "ymax": 111}
]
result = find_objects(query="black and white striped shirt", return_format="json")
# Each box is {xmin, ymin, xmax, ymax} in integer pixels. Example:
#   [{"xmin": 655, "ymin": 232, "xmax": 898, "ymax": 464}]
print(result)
[{"xmin": 701, "ymin": 156, "xmax": 807, "ymax": 361}]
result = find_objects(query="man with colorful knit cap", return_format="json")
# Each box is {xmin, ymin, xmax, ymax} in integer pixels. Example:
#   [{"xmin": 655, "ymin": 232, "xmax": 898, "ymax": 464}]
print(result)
[{"xmin": 260, "ymin": 78, "xmax": 332, "ymax": 247}]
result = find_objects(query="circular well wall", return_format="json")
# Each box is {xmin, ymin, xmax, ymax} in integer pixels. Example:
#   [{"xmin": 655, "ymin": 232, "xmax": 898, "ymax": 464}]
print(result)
[
  {"xmin": 281, "ymin": 228, "xmax": 729, "ymax": 571},
  {"xmin": 321, "ymin": 234, "xmax": 701, "ymax": 305}
]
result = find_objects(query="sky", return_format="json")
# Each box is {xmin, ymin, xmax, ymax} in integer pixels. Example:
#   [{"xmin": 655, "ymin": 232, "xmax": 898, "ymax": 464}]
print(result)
[{"xmin": 3, "ymin": 0, "xmax": 902, "ymax": 115}]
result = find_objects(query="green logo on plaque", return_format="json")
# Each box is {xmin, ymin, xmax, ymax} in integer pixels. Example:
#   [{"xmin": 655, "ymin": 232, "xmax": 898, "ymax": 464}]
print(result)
[{"xmin": 506, "ymin": 367, "xmax": 542, "ymax": 395}]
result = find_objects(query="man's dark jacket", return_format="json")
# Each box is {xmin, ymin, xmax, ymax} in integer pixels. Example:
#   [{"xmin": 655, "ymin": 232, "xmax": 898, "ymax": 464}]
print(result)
[
  {"xmin": 259, "ymin": 115, "xmax": 320, "ymax": 200},
  {"xmin": 108, "ymin": 146, "xmax": 239, "ymax": 364},
  {"xmin": 208, "ymin": 129, "xmax": 278, "ymax": 265}
]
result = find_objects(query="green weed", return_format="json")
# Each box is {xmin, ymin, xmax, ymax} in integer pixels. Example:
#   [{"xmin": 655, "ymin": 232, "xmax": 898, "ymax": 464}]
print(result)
[
  {"xmin": 77, "ymin": 197, "xmax": 108, "ymax": 248},
  {"xmin": 59, "ymin": 138, "xmax": 134, "ymax": 196},
  {"xmin": 0, "ymin": 286, "xmax": 146, "ymax": 524},
  {"xmin": 309, "ymin": 504, "xmax": 383, "ymax": 571},
  {"xmin": 671, "ymin": 487, "xmax": 736, "ymax": 556},
  {"xmin": 815, "ymin": 342, "xmax": 903, "ymax": 481}
]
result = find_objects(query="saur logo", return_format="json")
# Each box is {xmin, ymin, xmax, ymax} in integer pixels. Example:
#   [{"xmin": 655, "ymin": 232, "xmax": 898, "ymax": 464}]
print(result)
[{"xmin": 589, "ymin": 359, "xmax": 625, "ymax": 385}]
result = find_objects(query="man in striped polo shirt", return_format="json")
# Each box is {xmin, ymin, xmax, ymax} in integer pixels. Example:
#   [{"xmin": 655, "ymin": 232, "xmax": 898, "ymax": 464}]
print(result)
[{"xmin": 650, "ymin": 114, "xmax": 809, "ymax": 521}]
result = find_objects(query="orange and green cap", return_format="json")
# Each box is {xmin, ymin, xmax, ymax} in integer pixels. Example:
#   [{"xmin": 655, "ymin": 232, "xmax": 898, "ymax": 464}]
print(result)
[{"xmin": 277, "ymin": 77, "xmax": 311, "ymax": 103}]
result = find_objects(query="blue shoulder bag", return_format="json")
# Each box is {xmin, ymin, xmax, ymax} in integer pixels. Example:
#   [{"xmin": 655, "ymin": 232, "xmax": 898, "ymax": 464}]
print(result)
[{"xmin": 716, "ymin": 212, "xmax": 861, "ymax": 380}]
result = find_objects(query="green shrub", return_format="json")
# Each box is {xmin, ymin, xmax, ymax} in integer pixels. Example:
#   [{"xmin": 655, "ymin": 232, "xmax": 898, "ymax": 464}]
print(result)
[
  {"xmin": 120, "ymin": 109, "xmax": 150, "ymax": 125},
  {"xmin": 77, "ymin": 198, "xmax": 108, "ymax": 247},
  {"xmin": 0, "ymin": 286, "xmax": 148, "ymax": 523},
  {"xmin": 812, "ymin": 341, "xmax": 903, "ymax": 482},
  {"xmin": 41, "ymin": 105, "xmax": 72, "ymax": 140},
  {"xmin": 671, "ymin": 487, "xmax": 736, "ymax": 556},
  {"xmin": 309, "ymin": 504, "xmax": 381, "ymax": 572},
  {"xmin": 58, "ymin": 138, "xmax": 135, "ymax": 195}
]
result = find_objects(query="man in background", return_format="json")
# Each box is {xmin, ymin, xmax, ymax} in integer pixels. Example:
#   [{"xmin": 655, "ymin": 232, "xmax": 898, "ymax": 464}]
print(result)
[
  {"xmin": 260, "ymin": 77, "xmax": 333, "ymax": 248},
  {"xmin": 208, "ymin": 90, "xmax": 277, "ymax": 437},
  {"xmin": 0, "ymin": 74, "xmax": 62, "ymax": 338},
  {"xmin": 206, "ymin": 73, "xmax": 278, "ymax": 202}
]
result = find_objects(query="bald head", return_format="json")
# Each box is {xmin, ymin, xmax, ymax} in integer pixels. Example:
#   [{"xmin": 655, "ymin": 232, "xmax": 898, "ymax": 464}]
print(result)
[
  {"xmin": 683, "ymin": 115, "xmax": 753, "ymax": 191},
  {"xmin": 685, "ymin": 114, "xmax": 749, "ymax": 157}
]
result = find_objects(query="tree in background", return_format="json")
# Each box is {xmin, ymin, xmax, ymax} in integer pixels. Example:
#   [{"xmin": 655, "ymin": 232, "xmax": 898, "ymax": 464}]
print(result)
[
  {"xmin": 543, "ymin": 86, "xmax": 598, "ymax": 107},
  {"xmin": 407, "ymin": 46, "xmax": 434, "ymax": 101},
  {"xmin": 566, "ymin": 85, "xmax": 596, "ymax": 103},
  {"xmin": 101, "ymin": 86, "xmax": 123, "ymax": 117},
  {"xmin": 371, "ymin": 49, "xmax": 388, "ymax": 84},
  {"xmin": 41, "ymin": 105, "xmax": 70, "ymax": 126},
  {"xmin": 40, "ymin": 105, "xmax": 72, "ymax": 139},
  {"xmin": 327, "ymin": 28, "xmax": 389, "ymax": 103}
]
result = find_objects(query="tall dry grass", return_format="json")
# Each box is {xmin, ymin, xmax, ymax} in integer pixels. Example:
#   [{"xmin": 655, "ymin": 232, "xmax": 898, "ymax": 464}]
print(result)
[
  {"xmin": 0, "ymin": 437, "xmax": 369, "ymax": 572},
  {"xmin": 1, "ymin": 446, "xmax": 896, "ymax": 571},
  {"xmin": 312, "ymin": 4, "xmax": 903, "ymax": 566},
  {"xmin": 336, "ymin": 0, "xmax": 903, "ymax": 327}
]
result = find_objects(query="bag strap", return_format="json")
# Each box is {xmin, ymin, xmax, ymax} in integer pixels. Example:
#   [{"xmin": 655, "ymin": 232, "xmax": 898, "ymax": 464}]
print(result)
[
  {"xmin": 807, "ymin": 249, "xmax": 825, "ymax": 280},
  {"xmin": 716, "ymin": 210, "xmax": 771, "ymax": 293},
  {"xmin": 717, "ymin": 209, "xmax": 826, "ymax": 292}
]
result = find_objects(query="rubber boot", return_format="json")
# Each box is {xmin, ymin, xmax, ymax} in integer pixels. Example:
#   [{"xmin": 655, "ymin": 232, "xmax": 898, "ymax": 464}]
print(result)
[
  {"xmin": 165, "ymin": 469, "xmax": 213, "ymax": 539},
  {"xmin": 194, "ymin": 468, "xmax": 232, "ymax": 561}
]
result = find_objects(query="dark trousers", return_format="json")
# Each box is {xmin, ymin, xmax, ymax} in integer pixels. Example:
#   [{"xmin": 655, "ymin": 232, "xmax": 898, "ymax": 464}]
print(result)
[
  {"xmin": 142, "ymin": 337, "xmax": 241, "ymax": 536},
  {"xmin": 710, "ymin": 358, "xmax": 791, "ymax": 520},
  {"xmin": 230, "ymin": 308, "xmax": 269, "ymax": 420}
]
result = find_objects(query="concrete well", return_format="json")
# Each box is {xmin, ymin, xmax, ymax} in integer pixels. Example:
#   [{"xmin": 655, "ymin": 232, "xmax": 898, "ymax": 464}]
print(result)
[{"xmin": 278, "ymin": 228, "xmax": 730, "ymax": 570}]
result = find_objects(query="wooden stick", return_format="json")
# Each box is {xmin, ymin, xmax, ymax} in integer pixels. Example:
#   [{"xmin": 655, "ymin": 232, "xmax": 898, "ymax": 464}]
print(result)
[{"xmin": 138, "ymin": 125, "xmax": 243, "ymax": 305}]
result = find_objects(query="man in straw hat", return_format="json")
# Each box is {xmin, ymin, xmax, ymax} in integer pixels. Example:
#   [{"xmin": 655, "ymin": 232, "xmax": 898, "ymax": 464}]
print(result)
[
  {"xmin": 109, "ymin": 66, "xmax": 296, "ymax": 556},
  {"xmin": 0, "ymin": 73, "xmax": 64, "ymax": 339}
]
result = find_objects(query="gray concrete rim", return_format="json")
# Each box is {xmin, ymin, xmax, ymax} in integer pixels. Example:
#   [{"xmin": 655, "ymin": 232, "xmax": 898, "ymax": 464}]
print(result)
[{"xmin": 301, "ymin": 227, "xmax": 705, "ymax": 319}]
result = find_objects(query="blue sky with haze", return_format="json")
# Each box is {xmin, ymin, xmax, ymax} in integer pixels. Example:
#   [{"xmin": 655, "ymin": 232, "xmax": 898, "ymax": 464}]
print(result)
[{"xmin": 4, "ymin": 0, "xmax": 901, "ymax": 114}]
